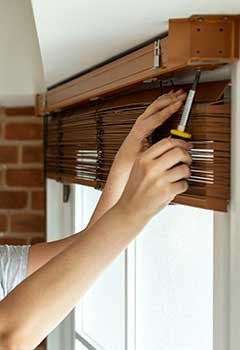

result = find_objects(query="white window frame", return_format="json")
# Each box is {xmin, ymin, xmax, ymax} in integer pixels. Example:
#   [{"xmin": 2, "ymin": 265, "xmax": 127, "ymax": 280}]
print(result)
[
  {"xmin": 228, "ymin": 61, "xmax": 240, "ymax": 350},
  {"xmin": 46, "ymin": 180, "xmax": 75, "ymax": 350},
  {"xmin": 73, "ymin": 185, "xmax": 133, "ymax": 350},
  {"xmin": 212, "ymin": 61, "xmax": 240, "ymax": 350},
  {"xmin": 47, "ymin": 61, "xmax": 240, "ymax": 350}
]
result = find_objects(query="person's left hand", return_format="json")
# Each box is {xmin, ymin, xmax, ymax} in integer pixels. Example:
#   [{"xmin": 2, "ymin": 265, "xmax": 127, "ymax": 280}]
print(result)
[{"xmin": 115, "ymin": 89, "xmax": 187, "ymax": 167}]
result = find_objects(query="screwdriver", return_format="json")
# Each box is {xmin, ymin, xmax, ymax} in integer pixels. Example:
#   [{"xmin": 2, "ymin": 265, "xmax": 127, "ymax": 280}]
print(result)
[{"xmin": 170, "ymin": 69, "xmax": 201, "ymax": 140}]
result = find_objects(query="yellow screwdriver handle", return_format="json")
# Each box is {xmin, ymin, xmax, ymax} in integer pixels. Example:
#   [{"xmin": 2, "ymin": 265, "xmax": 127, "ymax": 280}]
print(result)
[{"xmin": 170, "ymin": 129, "xmax": 192, "ymax": 140}]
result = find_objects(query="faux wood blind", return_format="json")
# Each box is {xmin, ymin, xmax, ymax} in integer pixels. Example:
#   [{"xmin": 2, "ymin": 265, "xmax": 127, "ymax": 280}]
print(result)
[
  {"xmin": 47, "ymin": 108, "xmax": 99, "ymax": 188},
  {"xmin": 46, "ymin": 80, "xmax": 230, "ymax": 211}
]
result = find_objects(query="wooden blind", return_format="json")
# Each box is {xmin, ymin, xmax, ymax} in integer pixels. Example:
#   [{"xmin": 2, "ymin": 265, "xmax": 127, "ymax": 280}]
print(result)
[
  {"xmin": 46, "ymin": 80, "xmax": 230, "ymax": 211},
  {"xmin": 47, "ymin": 108, "xmax": 99, "ymax": 188}
]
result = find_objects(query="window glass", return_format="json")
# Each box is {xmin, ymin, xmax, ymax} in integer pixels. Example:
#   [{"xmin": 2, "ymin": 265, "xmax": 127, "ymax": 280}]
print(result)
[
  {"xmin": 74, "ymin": 184, "xmax": 213, "ymax": 350},
  {"xmin": 135, "ymin": 204, "xmax": 213, "ymax": 350},
  {"xmin": 75, "ymin": 339, "xmax": 88, "ymax": 350},
  {"xmin": 74, "ymin": 185, "xmax": 125, "ymax": 350}
]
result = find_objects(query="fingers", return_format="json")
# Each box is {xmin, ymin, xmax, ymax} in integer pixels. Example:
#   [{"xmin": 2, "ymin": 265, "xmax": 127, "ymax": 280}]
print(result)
[
  {"xmin": 142, "ymin": 90, "xmax": 187, "ymax": 118},
  {"xmin": 170, "ymin": 180, "xmax": 189, "ymax": 196},
  {"xmin": 155, "ymin": 146, "xmax": 192, "ymax": 171},
  {"xmin": 168, "ymin": 89, "xmax": 184, "ymax": 97},
  {"xmin": 143, "ymin": 136, "xmax": 190, "ymax": 160},
  {"xmin": 166, "ymin": 163, "xmax": 191, "ymax": 182},
  {"xmin": 171, "ymin": 89, "xmax": 184, "ymax": 97},
  {"xmin": 132, "ymin": 89, "xmax": 187, "ymax": 140},
  {"xmin": 146, "ymin": 99, "xmax": 184, "ymax": 130}
]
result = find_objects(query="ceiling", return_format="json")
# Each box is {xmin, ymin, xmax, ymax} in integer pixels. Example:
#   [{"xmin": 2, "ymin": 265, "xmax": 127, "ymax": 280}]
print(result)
[{"xmin": 31, "ymin": 0, "xmax": 240, "ymax": 87}]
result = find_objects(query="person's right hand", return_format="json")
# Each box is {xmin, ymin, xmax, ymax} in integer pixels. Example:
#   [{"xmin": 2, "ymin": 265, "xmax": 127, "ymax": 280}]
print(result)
[{"xmin": 117, "ymin": 137, "xmax": 192, "ymax": 221}]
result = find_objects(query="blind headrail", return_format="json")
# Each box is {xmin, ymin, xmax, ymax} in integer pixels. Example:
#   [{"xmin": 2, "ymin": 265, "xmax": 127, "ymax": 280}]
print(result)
[{"xmin": 36, "ymin": 14, "xmax": 240, "ymax": 115}]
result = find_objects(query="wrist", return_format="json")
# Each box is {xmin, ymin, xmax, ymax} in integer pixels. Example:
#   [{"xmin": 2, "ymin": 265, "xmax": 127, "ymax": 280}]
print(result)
[
  {"xmin": 116, "ymin": 132, "xmax": 142, "ymax": 160},
  {"xmin": 110, "ymin": 150, "xmax": 134, "ymax": 178},
  {"xmin": 113, "ymin": 198, "xmax": 151, "ymax": 229}
]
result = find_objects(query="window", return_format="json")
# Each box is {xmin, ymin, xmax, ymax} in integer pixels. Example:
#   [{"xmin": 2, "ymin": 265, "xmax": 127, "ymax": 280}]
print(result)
[
  {"xmin": 135, "ymin": 205, "xmax": 213, "ymax": 350},
  {"xmin": 74, "ymin": 185, "xmax": 125, "ymax": 350},
  {"xmin": 73, "ymin": 184, "xmax": 213, "ymax": 350}
]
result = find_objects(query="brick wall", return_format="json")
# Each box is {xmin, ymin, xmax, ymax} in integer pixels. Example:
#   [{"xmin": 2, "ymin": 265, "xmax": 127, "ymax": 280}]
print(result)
[{"xmin": 0, "ymin": 106, "xmax": 46, "ymax": 350}]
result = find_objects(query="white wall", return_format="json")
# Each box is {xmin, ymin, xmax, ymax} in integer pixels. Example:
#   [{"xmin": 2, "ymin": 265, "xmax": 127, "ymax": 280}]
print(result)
[{"xmin": 0, "ymin": 0, "xmax": 45, "ymax": 106}]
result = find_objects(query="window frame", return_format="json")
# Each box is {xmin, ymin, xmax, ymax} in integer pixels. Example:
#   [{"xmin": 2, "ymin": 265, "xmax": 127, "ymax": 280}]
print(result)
[{"xmin": 46, "ymin": 179, "xmax": 75, "ymax": 350}]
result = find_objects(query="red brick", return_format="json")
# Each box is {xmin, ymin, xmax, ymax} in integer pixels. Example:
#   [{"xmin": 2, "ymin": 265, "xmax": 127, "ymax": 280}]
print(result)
[
  {"xmin": 0, "ymin": 215, "xmax": 7, "ymax": 231},
  {"xmin": 0, "ymin": 237, "xmax": 28, "ymax": 245},
  {"xmin": 6, "ymin": 168, "xmax": 43, "ymax": 187},
  {"xmin": 11, "ymin": 214, "xmax": 44, "ymax": 233},
  {"xmin": 0, "ymin": 191, "xmax": 28, "ymax": 209},
  {"xmin": 31, "ymin": 191, "xmax": 45, "ymax": 210},
  {"xmin": 0, "ymin": 146, "xmax": 18, "ymax": 163},
  {"xmin": 5, "ymin": 122, "xmax": 42, "ymax": 140},
  {"xmin": 22, "ymin": 145, "xmax": 43, "ymax": 163}
]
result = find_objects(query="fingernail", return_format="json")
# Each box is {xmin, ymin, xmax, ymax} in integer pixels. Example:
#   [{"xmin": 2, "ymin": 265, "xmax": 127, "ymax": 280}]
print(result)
[
  {"xmin": 177, "ymin": 95, "xmax": 186, "ymax": 100},
  {"xmin": 179, "ymin": 92, "xmax": 187, "ymax": 97}
]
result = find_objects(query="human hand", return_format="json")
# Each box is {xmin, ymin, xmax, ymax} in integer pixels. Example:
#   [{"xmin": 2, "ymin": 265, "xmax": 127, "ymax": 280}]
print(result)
[
  {"xmin": 116, "ymin": 89, "xmax": 187, "ymax": 165},
  {"xmin": 117, "ymin": 137, "xmax": 192, "ymax": 221},
  {"xmin": 96, "ymin": 89, "xmax": 188, "ymax": 227}
]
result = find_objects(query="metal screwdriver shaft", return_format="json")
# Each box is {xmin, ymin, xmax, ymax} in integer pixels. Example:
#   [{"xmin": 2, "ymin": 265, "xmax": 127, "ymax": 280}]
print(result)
[{"xmin": 170, "ymin": 69, "xmax": 201, "ymax": 140}]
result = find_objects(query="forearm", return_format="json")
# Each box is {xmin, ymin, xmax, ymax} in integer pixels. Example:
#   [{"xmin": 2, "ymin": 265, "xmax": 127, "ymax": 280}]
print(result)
[
  {"xmin": 28, "ymin": 150, "xmax": 133, "ymax": 276},
  {"xmin": 87, "ymin": 158, "xmax": 131, "ymax": 228},
  {"xmin": 27, "ymin": 233, "xmax": 79, "ymax": 276},
  {"xmin": 87, "ymin": 135, "xmax": 140, "ymax": 228},
  {"xmin": 0, "ymin": 204, "xmax": 148, "ymax": 350}
]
